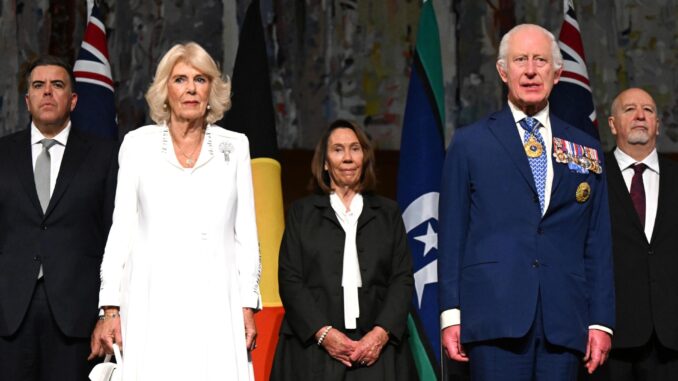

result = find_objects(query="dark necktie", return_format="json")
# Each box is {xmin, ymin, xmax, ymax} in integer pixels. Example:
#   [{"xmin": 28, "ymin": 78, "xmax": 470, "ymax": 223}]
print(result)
[{"xmin": 629, "ymin": 163, "xmax": 647, "ymax": 227}]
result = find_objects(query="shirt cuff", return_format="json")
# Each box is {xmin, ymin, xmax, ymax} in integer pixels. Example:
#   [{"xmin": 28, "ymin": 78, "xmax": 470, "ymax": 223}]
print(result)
[
  {"xmin": 440, "ymin": 308, "xmax": 461, "ymax": 330},
  {"xmin": 589, "ymin": 324, "xmax": 613, "ymax": 336}
]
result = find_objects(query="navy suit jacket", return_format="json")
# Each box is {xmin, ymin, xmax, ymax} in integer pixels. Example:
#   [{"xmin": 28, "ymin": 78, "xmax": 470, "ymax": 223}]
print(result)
[
  {"xmin": 438, "ymin": 105, "xmax": 615, "ymax": 353},
  {"xmin": 0, "ymin": 126, "xmax": 118, "ymax": 338}
]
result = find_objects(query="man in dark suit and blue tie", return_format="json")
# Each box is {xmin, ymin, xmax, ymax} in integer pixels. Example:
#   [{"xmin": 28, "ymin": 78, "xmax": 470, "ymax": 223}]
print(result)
[
  {"xmin": 438, "ymin": 24, "xmax": 615, "ymax": 380},
  {"xmin": 0, "ymin": 56, "xmax": 118, "ymax": 381}
]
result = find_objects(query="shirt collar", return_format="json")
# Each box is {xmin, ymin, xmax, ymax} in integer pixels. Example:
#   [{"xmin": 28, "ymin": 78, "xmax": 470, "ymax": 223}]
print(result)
[
  {"xmin": 614, "ymin": 147, "xmax": 659, "ymax": 174},
  {"xmin": 31, "ymin": 121, "xmax": 71, "ymax": 147},
  {"xmin": 329, "ymin": 192, "xmax": 363, "ymax": 216},
  {"xmin": 508, "ymin": 100, "xmax": 550, "ymax": 129}
]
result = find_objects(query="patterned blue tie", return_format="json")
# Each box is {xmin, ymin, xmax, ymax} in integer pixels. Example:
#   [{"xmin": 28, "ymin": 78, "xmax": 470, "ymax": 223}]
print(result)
[{"xmin": 520, "ymin": 117, "xmax": 547, "ymax": 214}]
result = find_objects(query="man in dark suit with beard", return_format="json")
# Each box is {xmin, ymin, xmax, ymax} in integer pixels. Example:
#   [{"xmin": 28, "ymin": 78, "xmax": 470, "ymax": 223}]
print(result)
[
  {"xmin": 594, "ymin": 88, "xmax": 678, "ymax": 380},
  {"xmin": 0, "ymin": 56, "xmax": 118, "ymax": 381}
]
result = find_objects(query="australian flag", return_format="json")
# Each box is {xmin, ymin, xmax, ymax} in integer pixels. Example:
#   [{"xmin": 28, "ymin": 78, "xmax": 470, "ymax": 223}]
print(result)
[
  {"xmin": 396, "ymin": 1, "xmax": 445, "ymax": 379},
  {"xmin": 70, "ymin": 3, "xmax": 117, "ymax": 140},
  {"xmin": 549, "ymin": 0, "xmax": 598, "ymax": 140}
]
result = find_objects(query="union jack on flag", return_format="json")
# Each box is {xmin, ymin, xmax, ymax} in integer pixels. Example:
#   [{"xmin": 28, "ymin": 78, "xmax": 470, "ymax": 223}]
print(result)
[
  {"xmin": 70, "ymin": 3, "xmax": 117, "ymax": 140},
  {"xmin": 549, "ymin": 0, "xmax": 598, "ymax": 139}
]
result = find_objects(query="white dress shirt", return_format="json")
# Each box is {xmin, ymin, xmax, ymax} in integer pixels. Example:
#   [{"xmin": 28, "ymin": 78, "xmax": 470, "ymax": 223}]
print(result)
[
  {"xmin": 31, "ymin": 122, "xmax": 71, "ymax": 196},
  {"xmin": 614, "ymin": 147, "xmax": 660, "ymax": 241}
]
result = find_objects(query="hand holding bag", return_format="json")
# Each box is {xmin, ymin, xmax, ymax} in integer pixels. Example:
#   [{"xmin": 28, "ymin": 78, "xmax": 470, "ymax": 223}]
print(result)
[{"xmin": 89, "ymin": 344, "xmax": 123, "ymax": 381}]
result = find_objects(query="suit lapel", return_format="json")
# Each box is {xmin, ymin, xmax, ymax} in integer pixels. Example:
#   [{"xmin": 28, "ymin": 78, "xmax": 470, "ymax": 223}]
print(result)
[
  {"xmin": 14, "ymin": 129, "xmax": 44, "ymax": 214},
  {"xmin": 605, "ymin": 152, "xmax": 646, "ymax": 235},
  {"xmin": 650, "ymin": 157, "xmax": 673, "ymax": 243},
  {"xmin": 313, "ymin": 195, "xmax": 340, "ymax": 227},
  {"xmin": 45, "ymin": 128, "xmax": 92, "ymax": 217},
  {"xmin": 487, "ymin": 106, "xmax": 538, "ymax": 194},
  {"xmin": 357, "ymin": 195, "xmax": 377, "ymax": 231},
  {"xmin": 313, "ymin": 195, "xmax": 344, "ymax": 274},
  {"xmin": 549, "ymin": 116, "xmax": 570, "ymax": 198}
]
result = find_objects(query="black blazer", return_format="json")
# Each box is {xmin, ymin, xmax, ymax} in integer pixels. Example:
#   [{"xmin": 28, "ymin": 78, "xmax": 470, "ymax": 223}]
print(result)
[
  {"xmin": 606, "ymin": 152, "xmax": 678, "ymax": 350},
  {"xmin": 272, "ymin": 193, "xmax": 416, "ymax": 381},
  {"xmin": 0, "ymin": 127, "xmax": 118, "ymax": 338}
]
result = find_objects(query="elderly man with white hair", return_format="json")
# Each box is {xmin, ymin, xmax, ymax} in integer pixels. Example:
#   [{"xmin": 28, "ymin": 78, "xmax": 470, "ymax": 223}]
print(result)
[{"xmin": 438, "ymin": 24, "xmax": 615, "ymax": 380}]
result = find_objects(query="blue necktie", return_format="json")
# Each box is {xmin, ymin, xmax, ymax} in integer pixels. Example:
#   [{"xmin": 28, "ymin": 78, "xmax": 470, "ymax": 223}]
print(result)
[{"xmin": 520, "ymin": 117, "xmax": 547, "ymax": 214}]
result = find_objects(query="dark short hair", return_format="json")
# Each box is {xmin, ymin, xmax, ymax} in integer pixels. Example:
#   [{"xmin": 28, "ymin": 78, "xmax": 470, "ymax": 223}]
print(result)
[
  {"xmin": 310, "ymin": 119, "xmax": 377, "ymax": 194},
  {"xmin": 24, "ymin": 55, "xmax": 76, "ymax": 91}
]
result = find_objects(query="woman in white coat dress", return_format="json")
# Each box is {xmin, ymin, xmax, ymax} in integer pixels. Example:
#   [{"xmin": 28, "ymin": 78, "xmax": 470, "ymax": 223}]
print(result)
[{"xmin": 89, "ymin": 42, "xmax": 262, "ymax": 381}]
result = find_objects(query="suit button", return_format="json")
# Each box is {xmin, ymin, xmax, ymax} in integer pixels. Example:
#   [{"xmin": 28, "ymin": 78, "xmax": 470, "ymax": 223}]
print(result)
[
  {"xmin": 533, "ymin": 195, "xmax": 539, "ymax": 203},
  {"xmin": 537, "ymin": 228, "xmax": 544, "ymax": 235},
  {"xmin": 648, "ymin": 250, "xmax": 654, "ymax": 255},
  {"xmin": 40, "ymin": 225, "xmax": 47, "ymax": 230},
  {"xmin": 33, "ymin": 256, "xmax": 41, "ymax": 261},
  {"xmin": 532, "ymin": 260, "xmax": 540, "ymax": 268}
]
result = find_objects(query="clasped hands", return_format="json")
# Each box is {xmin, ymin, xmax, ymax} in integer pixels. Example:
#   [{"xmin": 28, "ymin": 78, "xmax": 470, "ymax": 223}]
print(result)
[{"xmin": 316, "ymin": 325, "xmax": 389, "ymax": 367}]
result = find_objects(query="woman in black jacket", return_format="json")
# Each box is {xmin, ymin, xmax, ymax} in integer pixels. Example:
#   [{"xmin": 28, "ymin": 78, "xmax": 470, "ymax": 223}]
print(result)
[{"xmin": 271, "ymin": 119, "xmax": 417, "ymax": 381}]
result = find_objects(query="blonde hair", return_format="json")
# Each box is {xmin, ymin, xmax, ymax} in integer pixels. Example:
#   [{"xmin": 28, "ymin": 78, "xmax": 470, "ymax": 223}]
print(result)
[{"xmin": 145, "ymin": 42, "xmax": 231, "ymax": 124}]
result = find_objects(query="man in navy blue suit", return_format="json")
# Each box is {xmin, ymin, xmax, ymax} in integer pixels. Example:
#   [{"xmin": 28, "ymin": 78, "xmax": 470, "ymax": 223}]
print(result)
[
  {"xmin": 0, "ymin": 56, "xmax": 117, "ymax": 381},
  {"xmin": 438, "ymin": 24, "xmax": 615, "ymax": 380}
]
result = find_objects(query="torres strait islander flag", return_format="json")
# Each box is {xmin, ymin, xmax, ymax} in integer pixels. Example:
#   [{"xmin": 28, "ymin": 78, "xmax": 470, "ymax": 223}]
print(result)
[
  {"xmin": 549, "ymin": 0, "xmax": 599, "ymax": 140},
  {"xmin": 396, "ymin": 1, "xmax": 445, "ymax": 379},
  {"xmin": 219, "ymin": 1, "xmax": 284, "ymax": 380},
  {"xmin": 70, "ymin": 1, "xmax": 117, "ymax": 140}
]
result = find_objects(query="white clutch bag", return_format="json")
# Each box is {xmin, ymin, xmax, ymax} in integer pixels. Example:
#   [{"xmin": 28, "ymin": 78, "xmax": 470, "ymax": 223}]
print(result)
[{"xmin": 89, "ymin": 344, "xmax": 123, "ymax": 381}]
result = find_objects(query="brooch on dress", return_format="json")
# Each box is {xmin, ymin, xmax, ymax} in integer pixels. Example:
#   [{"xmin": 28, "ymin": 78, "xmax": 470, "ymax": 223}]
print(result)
[{"xmin": 219, "ymin": 142, "xmax": 234, "ymax": 162}]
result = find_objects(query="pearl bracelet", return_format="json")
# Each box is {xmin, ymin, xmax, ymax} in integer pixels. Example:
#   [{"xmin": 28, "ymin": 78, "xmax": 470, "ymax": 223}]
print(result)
[{"xmin": 317, "ymin": 326, "xmax": 333, "ymax": 346}]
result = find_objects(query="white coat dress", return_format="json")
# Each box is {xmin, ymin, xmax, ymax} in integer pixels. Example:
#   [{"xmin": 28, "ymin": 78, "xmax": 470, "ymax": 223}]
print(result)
[{"xmin": 98, "ymin": 124, "xmax": 262, "ymax": 381}]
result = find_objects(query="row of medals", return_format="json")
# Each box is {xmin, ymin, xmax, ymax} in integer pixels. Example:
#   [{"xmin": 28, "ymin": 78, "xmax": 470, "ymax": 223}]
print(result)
[{"xmin": 524, "ymin": 134, "xmax": 602, "ymax": 174}]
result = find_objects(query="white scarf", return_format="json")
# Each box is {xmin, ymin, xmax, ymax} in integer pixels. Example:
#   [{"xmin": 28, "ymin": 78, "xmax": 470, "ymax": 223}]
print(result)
[{"xmin": 329, "ymin": 192, "xmax": 363, "ymax": 329}]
